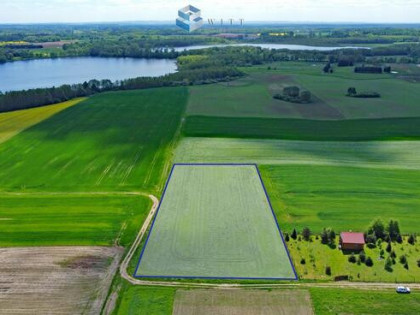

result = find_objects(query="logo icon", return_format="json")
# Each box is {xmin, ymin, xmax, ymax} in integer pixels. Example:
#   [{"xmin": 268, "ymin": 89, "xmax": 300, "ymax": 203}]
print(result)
[{"xmin": 176, "ymin": 5, "xmax": 204, "ymax": 32}]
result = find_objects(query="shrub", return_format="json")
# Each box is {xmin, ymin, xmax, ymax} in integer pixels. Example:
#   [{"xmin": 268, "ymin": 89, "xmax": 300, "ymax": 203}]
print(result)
[
  {"xmin": 325, "ymin": 266, "xmax": 331, "ymax": 276},
  {"xmin": 365, "ymin": 257, "xmax": 374, "ymax": 267},
  {"xmin": 400, "ymin": 255, "xmax": 407, "ymax": 265},
  {"xmin": 404, "ymin": 263, "xmax": 409, "ymax": 270},
  {"xmin": 368, "ymin": 219, "xmax": 386, "ymax": 240},
  {"xmin": 359, "ymin": 251, "xmax": 366, "ymax": 263},
  {"xmin": 300, "ymin": 258, "xmax": 306, "ymax": 265},
  {"xmin": 417, "ymin": 259, "xmax": 420, "ymax": 268},
  {"xmin": 302, "ymin": 227, "xmax": 311, "ymax": 241},
  {"xmin": 386, "ymin": 242, "xmax": 392, "ymax": 253},
  {"xmin": 291, "ymin": 228, "xmax": 297, "ymax": 240},
  {"xmin": 348, "ymin": 254, "xmax": 356, "ymax": 263},
  {"xmin": 366, "ymin": 233, "xmax": 377, "ymax": 245},
  {"xmin": 408, "ymin": 234, "xmax": 416, "ymax": 245},
  {"xmin": 396, "ymin": 234, "xmax": 403, "ymax": 244},
  {"xmin": 385, "ymin": 257, "xmax": 393, "ymax": 272},
  {"xmin": 390, "ymin": 250, "xmax": 396, "ymax": 259},
  {"xmin": 285, "ymin": 233, "xmax": 290, "ymax": 242}
]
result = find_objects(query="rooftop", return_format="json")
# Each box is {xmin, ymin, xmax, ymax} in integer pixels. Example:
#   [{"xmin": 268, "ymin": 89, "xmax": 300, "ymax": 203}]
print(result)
[{"xmin": 340, "ymin": 232, "xmax": 365, "ymax": 244}]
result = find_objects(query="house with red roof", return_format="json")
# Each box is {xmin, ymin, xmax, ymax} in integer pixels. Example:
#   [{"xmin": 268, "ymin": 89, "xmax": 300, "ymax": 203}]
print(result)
[{"xmin": 340, "ymin": 232, "xmax": 365, "ymax": 251}]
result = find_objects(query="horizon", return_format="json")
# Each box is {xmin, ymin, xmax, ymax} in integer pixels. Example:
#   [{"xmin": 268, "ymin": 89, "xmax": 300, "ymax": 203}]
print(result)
[{"xmin": 1, "ymin": 0, "xmax": 420, "ymax": 24}]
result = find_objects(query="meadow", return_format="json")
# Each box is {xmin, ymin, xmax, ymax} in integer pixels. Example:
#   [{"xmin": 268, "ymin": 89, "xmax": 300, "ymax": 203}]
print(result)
[
  {"xmin": 0, "ymin": 194, "xmax": 151, "ymax": 247},
  {"xmin": 288, "ymin": 237, "xmax": 420, "ymax": 282},
  {"xmin": 135, "ymin": 164, "xmax": 296, "ymax": 279},
  {"xmin": 0, "ymin": 87, "xmax": 188, "ymax": 193},
  {"xmin": 187, "ymin": 64, "xmax": 420, "ymax": 120},
  {"xmin": 0, "ymin": 98, "xmax": 84, "ymax": 144}
]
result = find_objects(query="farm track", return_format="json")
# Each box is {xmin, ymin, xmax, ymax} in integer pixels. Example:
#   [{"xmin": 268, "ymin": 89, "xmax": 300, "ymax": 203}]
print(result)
[
  {"xmin": 117, "ymin": 193, "xmax": 420, "ymax": 290},
  {"xmin": 4, "ymin": 190, "xmax": 419, "ymax": 290}
]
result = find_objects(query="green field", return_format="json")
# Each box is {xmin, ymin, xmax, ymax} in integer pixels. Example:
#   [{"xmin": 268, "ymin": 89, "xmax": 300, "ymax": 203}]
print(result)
[
  {"xmin": 187, "ymin": 65, "xmax": 420, "ymax": 120},
  {"xmin": 0, "ymin": 88, "xmax": 188, "ymax": 193},
  {"xmin": 184, "ymin": 116, "xmax": 420, "ymax": 141},
  {"xmin": 175, "ymin": 138, "xmax": 420, "ymax": 233},
  {"xmin": 115, "ymin": 285, "xmax": 175, "ymax": 315},
  {"xmin": 310, "ymin": 288, "xmax": 420, "ymax": 315},
  {"xmin": 0, "ymin": 98, "xmax": 85, "ymax": 144},
  {"xmin": 135, "ymin": 165, "xmax": 296, "ymax": 279},
  {"xmin": 0, "ymin": 194, "xmax": 151, "ymax": 246},
  {"xmin": 260, "ymin": 165, "xmax": 420, "ymax": 233},
  {"xmin": 175, "ymin": 137, "xmax": 420, "ymax": 170}
]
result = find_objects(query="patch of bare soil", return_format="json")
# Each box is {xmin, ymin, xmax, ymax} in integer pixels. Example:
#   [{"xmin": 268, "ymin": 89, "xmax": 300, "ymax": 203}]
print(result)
[
  {"xmin": 0, "ymin": 246, "xmax": 123, "ymax": 315},
  {"xmin": 172, "ymin": 289, "xmax": 314, "ymax": 315}
]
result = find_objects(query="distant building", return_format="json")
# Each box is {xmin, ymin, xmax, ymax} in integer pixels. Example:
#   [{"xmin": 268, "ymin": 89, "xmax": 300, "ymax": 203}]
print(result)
[{"xmin": 340, "ymin": 232, "xmax": 365, "ymax": 251}]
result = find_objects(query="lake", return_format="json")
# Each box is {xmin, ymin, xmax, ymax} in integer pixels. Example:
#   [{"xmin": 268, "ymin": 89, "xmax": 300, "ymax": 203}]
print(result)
[
  {"xmin": 173, "ymin": 43, "xmax": 369, "ymax": 52},
  {"xmin": 0, "ymin": 57, "xmax": 177, "ymax": 92}
]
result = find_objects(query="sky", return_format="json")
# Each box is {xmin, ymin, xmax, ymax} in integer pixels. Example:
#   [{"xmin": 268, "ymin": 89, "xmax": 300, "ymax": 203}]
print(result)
[{"xmin": 0, "ymin": 0, "xmax": 419, "ymax": 24}]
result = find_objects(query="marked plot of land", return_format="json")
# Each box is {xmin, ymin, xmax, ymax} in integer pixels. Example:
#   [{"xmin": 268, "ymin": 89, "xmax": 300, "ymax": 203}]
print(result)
[
  {"xmin": 173, "ymin": 289, "xmax": 314, "ymax": 315},
  {"xmin": 135, "ymin": 164, "xmax": 296, "ymax": 279}
]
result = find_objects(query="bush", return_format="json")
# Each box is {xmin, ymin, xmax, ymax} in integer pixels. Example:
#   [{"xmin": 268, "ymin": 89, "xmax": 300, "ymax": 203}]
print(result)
[
  {"xmin": 385, "ymin": 257, "xmax": 393, "ymax": 272},
  {"xmin": 300, "ymin": 258, "xmax": 306, "ymax": 265},
  {"xmin": 404, "ymin": 263, "xmax": 409, "ymax": 270},
  {"xmin": 390, "ymin": 250, "xmax": 396, "ymax": 259},
  {"xmin": 348, "ymin": 254, "xmax": 356, "ymax": 263},
  {"xmin": 408, "ymin": 234, "xmax": 416, "ymax": 245},
  {"xmin": 285, "ymin": 233, "xmax": 290, "ymax": 242},
  {"xmin": 302, "ymin": 227, "xmax": 311, "ymax": 241},
  {"xmin": 325, "ymin": 266, "xmax": 332, "ymax": 276},
  {"xmin": 359, "ymin": 251, "xmax": 366, "ymax": 263},
  {"xmin": 291, "ymin": 228, "xmax": 297, "ymax": 240},
  {"xmin": 386, "ymin": 242, "xmax": 392, "ymax": 253},
  {"xmin": 396, "ymin": 234, "xmax": 403, "ymax": 244},
  {"xmin": 365, "ymin": 257, "xmax": 374, "ymax": 267},
  {"xmin": 400, "ymin": 255, "xmax": 407, "ymax": 265},
  {"xmin": 417, "ymin": 259, "xmax": 420, "ymax": 268}
]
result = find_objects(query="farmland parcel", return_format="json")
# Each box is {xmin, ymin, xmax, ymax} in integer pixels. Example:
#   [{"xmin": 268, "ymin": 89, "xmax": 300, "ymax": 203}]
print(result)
[{"xmin": 135, "ymin": 164, "xmax": 296, "ymax": 279}]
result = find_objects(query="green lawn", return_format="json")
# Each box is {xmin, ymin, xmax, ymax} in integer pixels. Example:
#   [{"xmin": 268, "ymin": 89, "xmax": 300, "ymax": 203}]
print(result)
[
  {"xmin": 0, "ymin": 87, "xmax": 188, "ymax": 193},
  {"xmin": 135, "ymin": 165, "xmax": 296, "ymax": 279},
  {"xmin": 184, "ymin": 116, "xmax": 420, "ymax": 141},
  {"xmin": 0, "ymin": 194, "xmax": 151, "ymax": 246},
  {"xmin": 175, "ymin": 137, "xmax": 420, "ymax": 170},
  {"xmin": 114, "ymin": 285, "xmax": 175, "ymax": 315},
  {"xmin": 260, "ymin": 165, "xmax": 420, "ymax": 233},
  {"xmin": 187, "ymin": 64, "xmax": 420, "ymax": 120},
  {"xmin": 310, "ymin": 288, "xmax": 420, "ymax": 314},
  {"xmin": 288, "ymin": 237, "xmax": 420, "ymax": 282}
]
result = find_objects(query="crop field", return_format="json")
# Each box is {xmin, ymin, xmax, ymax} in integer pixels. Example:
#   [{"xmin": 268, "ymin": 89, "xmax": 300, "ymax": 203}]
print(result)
[
  {"xmin": 0, "ymin": 194, "xmax": 151, "ymax": 247},
  {"xmin": 135, "ymin": 164, "xmax": 296, "ymax": 279},
  {"xmin": 0, "ymin": 246, "xmax": 122, "ymax": 314},
  {"xmin": 175, "ymin": 137, "xmax": 420, "ymax": 170},
  {"xmin": 260, "ymin": 165, "xmax": 420, "ymax": 233},
  {"xmin": 187, "ymin": 64, "xmax": 420, "ymax": 120},
  {"xmin": 310, "ymin": 288, "xmax": 420, "ymax": 314},
  {"xmin": 0, "ymin": 98, "xmax": 84, "ymax": 144},
  {"xmin": 0, "ymin": 87, "xmax": 188, "ymax": 193},
  {"xmin": 183, "ymin": 116, "xmax": 420, "ymax": 141},
  {"xmin": 175, "ymin": 138, "xmax": 420, "ymax": 233},
  {"xmin": 173, "ymin": 289, "xmax": 313, "ymax": 315}
]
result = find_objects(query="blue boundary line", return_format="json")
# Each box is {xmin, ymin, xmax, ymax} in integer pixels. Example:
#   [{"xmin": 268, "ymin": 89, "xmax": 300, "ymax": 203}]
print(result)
[{"xmin": 134, "ymin": 163, "xmax": 298, "ymax": 281}]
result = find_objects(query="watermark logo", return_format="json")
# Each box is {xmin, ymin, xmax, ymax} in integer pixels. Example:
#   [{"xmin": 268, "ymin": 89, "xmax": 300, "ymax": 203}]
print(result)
[{"xmin": 176, "ymin": 5, "xmax": 204, "ymax": 32}]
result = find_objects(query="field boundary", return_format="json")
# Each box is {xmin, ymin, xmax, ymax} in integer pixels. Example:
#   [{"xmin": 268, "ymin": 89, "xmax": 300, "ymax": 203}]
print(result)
[{"xmin": 133, "ymin": 163, "xmax": 298, "ymax": 281}]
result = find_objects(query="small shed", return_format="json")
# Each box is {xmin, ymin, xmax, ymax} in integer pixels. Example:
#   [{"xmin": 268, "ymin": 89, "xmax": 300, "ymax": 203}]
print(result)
[{"xmin": 340, "ymin": 232, "xmax": 365, "ymax": 251}]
